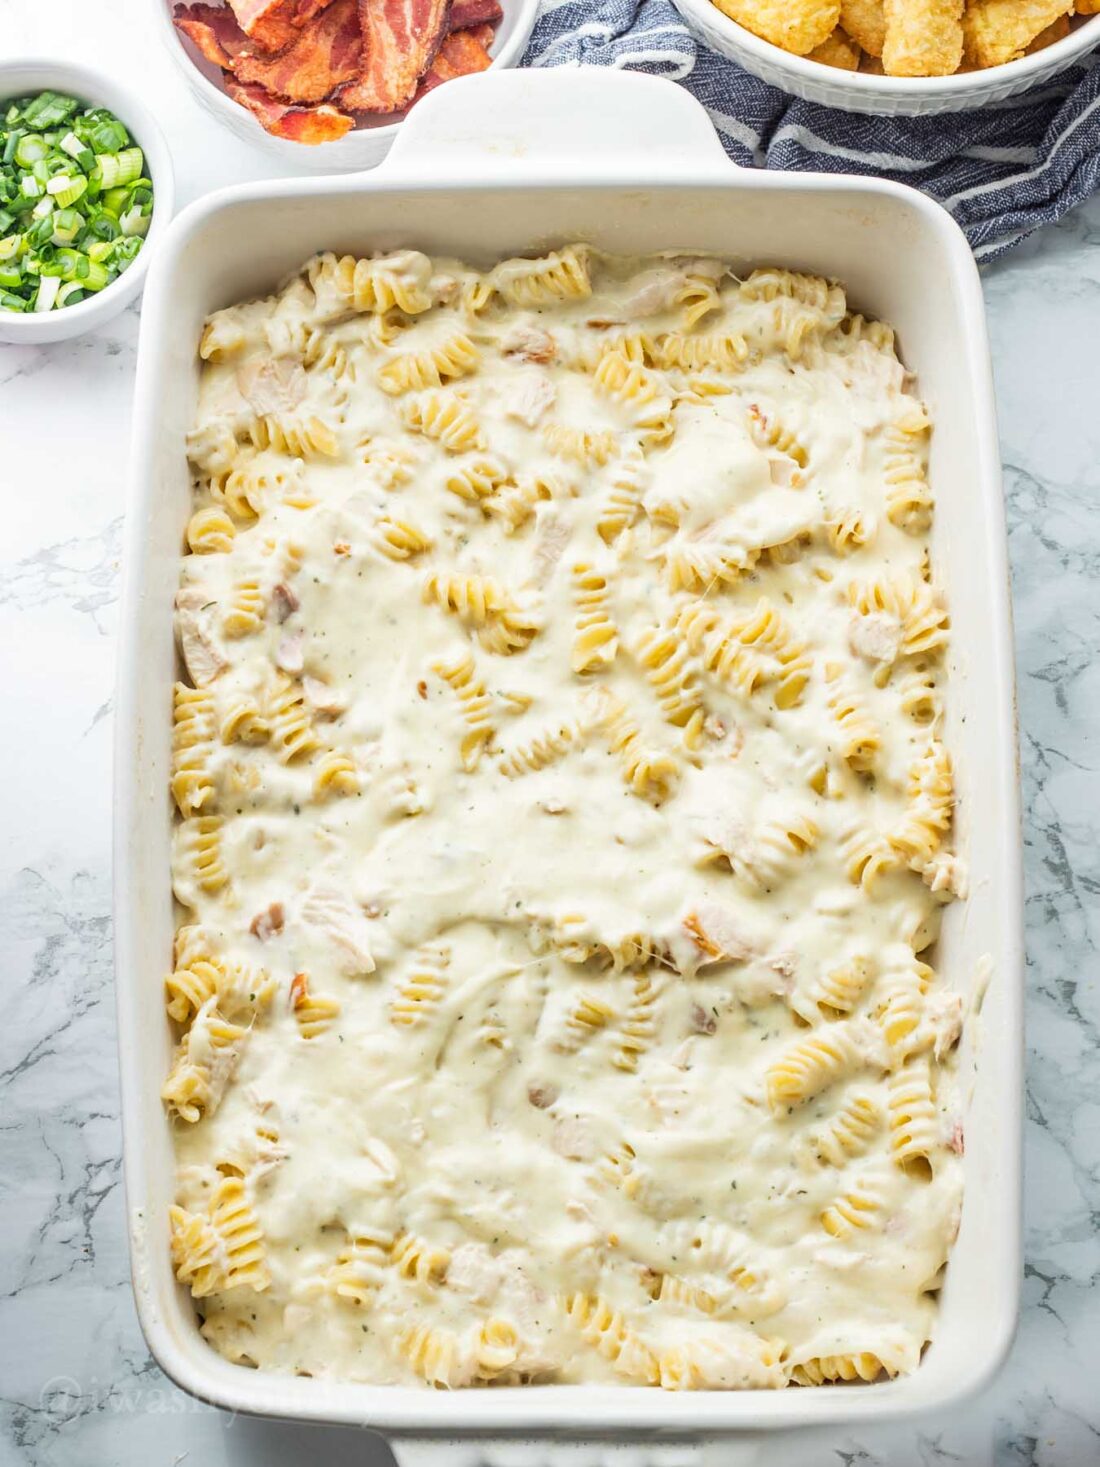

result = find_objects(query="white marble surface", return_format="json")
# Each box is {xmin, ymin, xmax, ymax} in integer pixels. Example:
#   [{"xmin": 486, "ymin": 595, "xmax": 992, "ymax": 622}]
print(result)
[{"xmin": 2, "ymin": 0, "xmax": 1099, "ymax": 1463}]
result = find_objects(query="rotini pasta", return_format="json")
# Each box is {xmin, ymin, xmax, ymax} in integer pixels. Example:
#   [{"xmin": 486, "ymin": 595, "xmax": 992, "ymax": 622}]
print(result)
[
  {"xmin": 402, "ymin": 391, "xmax": 485, "ymax": 454},
  {"xmin": 390, "ymin": 945, "xmax": 450, "ymax": 1027},
  {"xmin": 170, "ymin": 1177, "xmax": 269, "ymax": 1297},
  {"xmin": 171, "ymin": 247, "xmax": 963, "ymax": 1391},
  {"xmin": 491, "ymin": 245, "xmax": 591, "ymax": 308},
  {"xmin": 376, "ymin": 331, "xmax": 478, "ymax": 395},
  {"xmin": 309, "ymin": 250, "xmax": 434, "ymax": 317},
  {"xmin": 433, "ymin": 649, "xmax": 495, "ymax": 771},
  {"xmin": 570, "ymin": 561, "xmax": 619, "ymax": 674},
  {"xmin": 369, "ymin": 516, "xmax": 433, "ymax": 562},
  {"xmin": 424, "ymin": 572, "xmax": 541, "ymax": 656}
]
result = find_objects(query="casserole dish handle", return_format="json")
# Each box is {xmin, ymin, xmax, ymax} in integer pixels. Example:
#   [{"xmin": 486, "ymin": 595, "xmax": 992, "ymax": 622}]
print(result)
[
  {"xmin": 388, "ymin": 1436, "xmax": 766, "ymax": 1467},
  {"xmin": 383, "ymin": 67, "xmax": 736, "ymax": 176}
]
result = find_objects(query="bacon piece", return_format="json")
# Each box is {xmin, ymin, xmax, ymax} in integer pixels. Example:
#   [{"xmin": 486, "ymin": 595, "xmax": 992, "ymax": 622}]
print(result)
[
  {"xmin": 250, "ymin": 901, "xmax": 285, "ymax": 940},
  {"xmin": 272, "ymin": 582, "xmax": 300, "ymax": 622},
  {"xmin": 227, "ymin": 0, "xmax": 336, "ymax": 52},
  {"xmin": 413, "ymin": 23, "xmax": 494, "ymax": 96},
  {"xmin": 689, "ymin": 1002, "xmax": 718, "ymax": 1035},
  {"xmin": 447, "ymin": 0, "xmax": 502, "ymax": 28},
  {"xmin": 339, "ymin": 0, "xmax": 451, "ymax": 113},
  {"xmin": 174, "ymin": 3, "xmax": 254, "ymax": 66},
  {"xmin": 233, "ymin": 0, "xmax": 363, "ymax": 102},
  {"xmin": 527, "ymin": 1080, "xmax": 560, "ymax": 1110},
  {"xmin": 176, "ymin": 2, "xmax": 361, "ymax": 104},
  {"xmin": 225, "ymin": 79, "xmax": 355, "ymax": 142}
]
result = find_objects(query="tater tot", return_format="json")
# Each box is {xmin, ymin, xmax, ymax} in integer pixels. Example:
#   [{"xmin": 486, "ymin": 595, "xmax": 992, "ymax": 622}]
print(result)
[
  {"xmin": 963, "ymin": 0, "xmax": 1073, "ymax": 67},
  {"xmin": 1076, "ymin": 0, "xmax": 1100, "ymax": 14},
  {"xmin": 859, "ymin": 50, "xmax": 886, "ymax": 70},
  {"xmin": 841, "ymin": 0, "xmax": 887, "ymax": 55},
  {"xmin": 1026, "ymin": 14, "xmax": 1071, "ymax": 47},
  {"xmin": 712, "ymin": 0, "xmax": 842, "ymax": 54},
  {"xmin": 808, "ymin": 24, "xmax": 863, "ymax": 65},
  {"xmin": 883, "ymin": 0, "xmax": 964, "ymax": 74}
]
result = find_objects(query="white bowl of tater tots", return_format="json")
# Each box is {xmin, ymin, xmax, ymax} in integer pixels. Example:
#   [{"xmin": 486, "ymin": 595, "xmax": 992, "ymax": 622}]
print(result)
[{"xmin": 671, "ymin": 0, "xmax": 1100, "ymax": 114}]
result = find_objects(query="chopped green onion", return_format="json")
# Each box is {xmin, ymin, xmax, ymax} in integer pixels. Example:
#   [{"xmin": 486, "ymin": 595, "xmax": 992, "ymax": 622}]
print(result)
[
  {"xmin": 48, "ymin": 174, "xmax": 86, "ymax": 207},
  {"xmin": 27, "ymin": 214, "xmax": 54, "ymax": 248},
  {"xmin": 85, "ymin": 214, "xmax": 118, "ymax": 243},
  {"xmin": 34, "ymin": 273, "xmax": 60, "ymax": 311},
  {"xmin": 89, "ymin": 119, "xmax": 129, "ymax": 153},
  {"xmin": 0, "ymin": 90, "xmax": 153, "ymax": 314},
  {"xmin": 100, "ymin": 185, "xmax": 129, "ymax": 217},
  {"xmin": 51, "ymin": 208, "xmax": 82, "ymax": 246},
  {"xmin": 120, "ymin": 205, "xmax": 149, "ymax": 237},
  {"xmin": 24, "ymin": 92, "xmax": 79, "ymax": 128},
  {"xmin": 94, "ymin": 146, "xmax": 143, "ymax": 190},
  {"xmin": 113, "ymin": 236, "xmax": 143, "ymax": 266},
  {"xmin": 53, "ymin": 246, "xmax": 84, "ymax": 278},
  {"xmin": 14, "ymin": 133, "xmax": 48, "ymax": 167}
]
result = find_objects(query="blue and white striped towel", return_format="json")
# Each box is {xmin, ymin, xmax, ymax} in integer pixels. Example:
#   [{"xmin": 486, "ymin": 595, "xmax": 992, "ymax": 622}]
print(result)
[{"xmin": 522, "ymin": 0, "xmax": 1100, "ymax": 258}]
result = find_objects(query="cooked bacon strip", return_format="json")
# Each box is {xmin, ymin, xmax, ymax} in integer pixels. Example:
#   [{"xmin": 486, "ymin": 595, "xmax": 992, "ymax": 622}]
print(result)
[
  {"xmin": 447, "ymin": 0, "xmax": 502, "ymax": 30},
  {"xmin": 175, "ymin": 1, "xmax": 361, "ymax": 103},
  {"xmin": 227, "ymin": 0, "xmax": 336, "ymax": 51},
  {"xmin": 174, "ymin": 3, "xmax": 254, "ymax": 66},
  {"xmin": 339, "ymin": 0, "xmax": 451, "ymax": 113},
  {"xmin": 233, "ymin": 0, "xmax": 362, "ymax": 101},
  {"xmin": 413, "ymin": 23, "xmax": 494, "ymax": 96},
  {"xmin": 225, "ymin": 79, "xmax": 355, "ymax": 142}
]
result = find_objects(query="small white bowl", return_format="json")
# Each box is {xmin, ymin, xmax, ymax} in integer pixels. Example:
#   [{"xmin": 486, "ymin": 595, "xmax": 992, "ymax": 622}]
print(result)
[
  {"xmin": 670, "ymin": 0, "xmax": 1100, "ymax": 115},
  {"xmin": 156, "ymin": 0, "xmax": 541, "ymax": 172},
  {"xmin": 0, "ymin": 60, "xmax": 174, "ymax": 345}
]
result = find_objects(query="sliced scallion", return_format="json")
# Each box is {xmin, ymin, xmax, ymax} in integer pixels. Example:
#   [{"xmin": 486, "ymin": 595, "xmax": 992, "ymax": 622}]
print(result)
[
  {"xmin": 0, "ymin": 89, "xmax": 154, "ymax": 314},
  {"xmin": 14, "ymin": 133, "xmax": 48, "ymax": 167},
  {"xmin": 94, "ymin": 146, "xmax": 143, "ymax": 190},
  {"xmin": 34, "ymin": 273, "xmax": 60, "ymax": 311},
  {"xmin": 49, "ymin": 174, "xmax": 87, "ymax": 207},
  {"xmin": 50, "ymin": 207, "xmax": 81, "ymax": 245}
]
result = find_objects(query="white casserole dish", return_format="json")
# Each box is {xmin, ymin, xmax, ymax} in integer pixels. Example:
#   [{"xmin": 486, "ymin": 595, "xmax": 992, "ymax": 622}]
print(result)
[
  {"xmin": 115, "ymin": 65, "xmax": 1023, "ymax": 1456},
  {"xmin": 155, "ymin": 0, "xmax": 540, "ymax": 172},
  {"xmin": 670, "ymin": 0, "xmax": 1100, "ymax": 116}
]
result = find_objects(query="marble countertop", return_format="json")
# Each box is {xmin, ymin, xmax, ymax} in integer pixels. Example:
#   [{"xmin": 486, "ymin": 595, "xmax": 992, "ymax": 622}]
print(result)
[{"xmin": 2, "ymin": 1, "xmax": 1099, "ymax": 1463}]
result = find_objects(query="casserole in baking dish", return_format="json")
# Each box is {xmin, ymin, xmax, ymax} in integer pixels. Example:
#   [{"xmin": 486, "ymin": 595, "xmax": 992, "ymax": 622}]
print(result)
[{"xmin": 116, "ymin": 66, "xmax": 1022, "ymax": 1441}]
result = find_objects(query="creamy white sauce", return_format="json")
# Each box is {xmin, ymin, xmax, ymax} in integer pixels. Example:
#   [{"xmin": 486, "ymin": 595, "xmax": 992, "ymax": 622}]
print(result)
[{"xmin": 168, "ymin": 248, "xmax": 963, "ymax": 1391}]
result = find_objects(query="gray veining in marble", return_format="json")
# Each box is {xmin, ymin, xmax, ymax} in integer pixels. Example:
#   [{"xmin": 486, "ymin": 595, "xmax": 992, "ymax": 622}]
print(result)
[{"xmin": 2, "ymin": 0, "xmax": 1099, "ymax": 1462}]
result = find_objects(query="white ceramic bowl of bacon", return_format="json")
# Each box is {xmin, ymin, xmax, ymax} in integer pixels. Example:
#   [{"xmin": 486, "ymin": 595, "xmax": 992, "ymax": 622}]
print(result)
[{"xmin": 156, "ymin": 0, "xmax": 540, "ymax": 168}]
